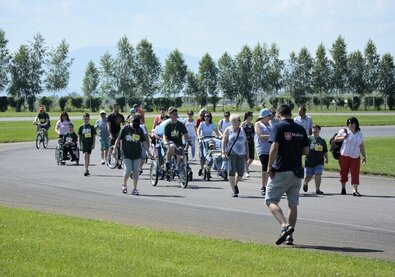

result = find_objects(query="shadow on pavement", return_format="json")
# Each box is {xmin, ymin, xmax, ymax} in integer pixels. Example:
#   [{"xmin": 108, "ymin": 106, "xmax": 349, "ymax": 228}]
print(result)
[
  {"xmin": 139, "ymin": 194, "xmax": 185, "ymax": 198},
  {"xmin": 294, "ymin": 244, "xmax": 384, "ymax": 253},
  {"xmin": 188, "ymin": 185, "xmax": 223, "ymax": 190}
]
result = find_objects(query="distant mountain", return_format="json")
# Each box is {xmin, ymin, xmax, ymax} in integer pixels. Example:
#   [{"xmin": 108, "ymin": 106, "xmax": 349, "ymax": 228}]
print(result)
[{"xmin": 66, "ymin": 46, "xmax": 200, "ymax": 96}]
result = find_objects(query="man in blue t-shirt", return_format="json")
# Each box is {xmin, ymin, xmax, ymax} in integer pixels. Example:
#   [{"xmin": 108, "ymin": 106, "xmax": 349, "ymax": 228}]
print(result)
[{"xmin": 266, "ymin": 104, "xmax": 309, "ymax": 246}]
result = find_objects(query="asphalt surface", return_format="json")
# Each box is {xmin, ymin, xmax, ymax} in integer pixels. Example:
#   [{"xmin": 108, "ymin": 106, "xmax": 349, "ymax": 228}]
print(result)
[{"xmin": 1, "ymin": 141, "xmax": 395, "ymax": 261}]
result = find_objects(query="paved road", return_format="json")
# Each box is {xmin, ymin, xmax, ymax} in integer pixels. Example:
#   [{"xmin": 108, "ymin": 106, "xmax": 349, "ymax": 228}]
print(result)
[{"xmin": 0, "ymin": 141, "xmax": 394, "ymax": 261}]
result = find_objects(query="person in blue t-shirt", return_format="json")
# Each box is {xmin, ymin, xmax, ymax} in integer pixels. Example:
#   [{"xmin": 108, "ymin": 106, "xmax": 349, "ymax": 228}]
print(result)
[{"xmin": 266, "ymin": 104, "xmax": 309, "ymax": 246}]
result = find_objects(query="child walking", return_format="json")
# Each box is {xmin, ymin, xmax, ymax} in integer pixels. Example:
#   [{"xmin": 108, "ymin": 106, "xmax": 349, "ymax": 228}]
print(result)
[{"xmin": 78, "ymin": 113, "xmax": 96, "ymax": 176}]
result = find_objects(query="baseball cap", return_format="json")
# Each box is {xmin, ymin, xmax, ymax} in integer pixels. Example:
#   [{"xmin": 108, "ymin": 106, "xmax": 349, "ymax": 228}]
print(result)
[
  {"xmin": 168, "ymin": 107, "xmax": 178, "ymax": 114},
  {"xmin": 100, "ymin": 110, "xmax": 106, "ymax": 115},
  {"xmin": 129, "ymin": 108, "xmax": 137, "ymax": 114},
  {"xmin": 257, "ymin": 108, "xmax": 272, "ymax": 120}
]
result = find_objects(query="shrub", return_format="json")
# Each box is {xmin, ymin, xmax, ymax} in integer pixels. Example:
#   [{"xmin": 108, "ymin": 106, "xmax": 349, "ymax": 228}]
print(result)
[
  {"xmin": 71, "ymin": 97, "xmax": 83, "ymax": 110},
  {"xmin": 40, "ymin": 96, "xmax": 54, "ymax": 111},
  {"xmin": 59, "ymin": 96, "xmax": 69, "ymax": 111},
  {"xmin": 0, "ymin": 96, "xmax": 8, "ymax": 112}
]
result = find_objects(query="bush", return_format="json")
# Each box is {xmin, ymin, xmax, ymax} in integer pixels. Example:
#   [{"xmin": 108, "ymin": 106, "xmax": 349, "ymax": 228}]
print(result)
[
  {"xmin": 71, "ymin": 97, "xmax": 83, "ymax": 110},
  {"xmin": 59, "ymin": 96, "xmax": 69, "ymax": 111},
  {"xmin": 347, "ymin": 97, "xmax": 361, "ymax": 111},
  {"xmin": 26, "ymin": 96, "xmax": 36, "ymax": 112},
  {"xmin": 85, "ymin": 97, "xmax": 102, "ymax": 112},
  {"xmin": 9, "ymin": 98, "xmax": 25, "ymax": 112},
  {"xmin": 0, "ymin": 96, "xmax": 8, "ymax": 112},
  {"xmin": 40, "ymin": 96, "xmax": 54, "ymax": 111}
]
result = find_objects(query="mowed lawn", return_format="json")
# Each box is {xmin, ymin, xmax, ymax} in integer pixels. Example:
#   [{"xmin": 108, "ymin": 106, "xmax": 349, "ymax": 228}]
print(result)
[{"xmin": 0, "ymin": 206, "xmax": 394, "ymax": 276}]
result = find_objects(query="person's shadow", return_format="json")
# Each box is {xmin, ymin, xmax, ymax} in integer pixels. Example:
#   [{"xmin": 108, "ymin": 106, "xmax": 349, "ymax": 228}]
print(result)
[{"xmin": 292, "ymin": 244, "xmax": 384, "ymax": 254}]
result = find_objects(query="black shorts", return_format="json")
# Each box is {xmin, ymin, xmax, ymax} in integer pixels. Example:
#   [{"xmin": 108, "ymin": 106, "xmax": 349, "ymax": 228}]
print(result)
[
  {"xmin": 247, "ymin": 141, "xmax": 255, "ymax": 160},
  {"xmin": 82, "ymin": 148, "xmax": 92, "ymax": 154},
  {"xmin": 259, "ymin": 154, "xmax": 269, "ymax": 170}
]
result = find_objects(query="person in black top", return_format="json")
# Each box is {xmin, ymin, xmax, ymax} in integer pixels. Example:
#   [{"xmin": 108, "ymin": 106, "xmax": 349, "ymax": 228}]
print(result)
[
  {"xmin": 265, "ymin": 104, "xmax": 309, "ymax": 246},
  {"xmin": 107, "ymin": 104, "xmax": 125, "ymax": 145},
  {"xmin": 62, "ymin": 123, "xmax": 78, "ymax": 162},
  {"xmin": 78, "ymin": 113, "xmax": 96, "ymax": 176},
  {"xmin": 33, "ymin": 106, "xmax": 51, "ymax": 141},
  {"xmin": 163, "ymin": 107, "xmax": 191, "ymax": 171},
  {"xmin": 241, "ymin": 111, "xmax": 255, "ymax": 177}
]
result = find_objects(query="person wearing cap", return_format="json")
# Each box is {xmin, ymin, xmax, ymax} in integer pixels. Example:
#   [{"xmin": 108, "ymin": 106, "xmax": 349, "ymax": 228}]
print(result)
[
  {"xmin": 294, "ymin": 106, "xmax": 313, "ymax": 136},
  {"xmin": 113, "ymin": 114, "xmax": 152, "ymax": 196},
  {"xmin": 33, "ymin": 106, "xmax": 51, "ymax": 141},
  {"xmin": 126, "ymin": 108, "xmax": 137, "ymax": 122},
  {"xmin": 334, "ymin": 117, "xmax": 366, "ymax": 196},
  {"xmin": 266, "ymin": 104, "xmax": 309, "ymax": 246},
  {"xmin": 163, "ymin": 107, "xmax": 191, "ymax": 171},
  {"xmin": 95, "ymin": 110, "xmax": 110, "ymax": 165},
  {"xmin": 302, "ymin": 124, "xmax": 328, "ymax": 194},
  {"xmin": 254, "ymin": 108, "xmax": 273, "ymax": 196}
]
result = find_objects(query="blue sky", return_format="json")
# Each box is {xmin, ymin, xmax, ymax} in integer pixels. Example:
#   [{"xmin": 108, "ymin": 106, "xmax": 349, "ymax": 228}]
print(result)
[{"xmin": 1, "ymin": 0, "xmax": 394, "ymax": 59}]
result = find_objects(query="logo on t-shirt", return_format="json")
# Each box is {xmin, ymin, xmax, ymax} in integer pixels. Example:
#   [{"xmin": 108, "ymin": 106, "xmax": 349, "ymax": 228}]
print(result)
[
  {"xmin": 284, "ymin": 132, "xmax": 292, "ymax": 141},
  {"xmin": 83, "ymin": 128, "xmax": 92, "ymax": 138}
]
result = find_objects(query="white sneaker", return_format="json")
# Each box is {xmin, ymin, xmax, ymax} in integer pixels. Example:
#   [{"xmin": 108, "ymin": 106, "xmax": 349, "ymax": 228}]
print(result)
[
  {"xmin": 101, "ymin": 159, "xmax": 106, "ymax": 165},
  {"xmin": 244, "ymin": 172, "xmax": 250, "ymax": 178},
  {"xmin": 132, "ymin": 188, "xmax": 139, "ymax": 195}
]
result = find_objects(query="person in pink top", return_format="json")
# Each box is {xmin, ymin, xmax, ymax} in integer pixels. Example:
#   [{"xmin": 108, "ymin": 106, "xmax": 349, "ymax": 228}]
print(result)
[
  {"xmin": 152, "ymin": 107, "xmax": 166, "ymax": 130},
  {"xmin": 334, "ymin": 117, "xmax": 367, "ymax": 196}
]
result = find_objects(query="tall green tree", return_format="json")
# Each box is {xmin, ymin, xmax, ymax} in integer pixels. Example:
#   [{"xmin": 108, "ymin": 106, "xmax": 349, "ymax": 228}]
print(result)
[
  {"xmin": 330, "ymin": 36, "xmax": 348, "ymax": 109},
  {"xmin": 251, "ymin": 43, "xmax": 269, "ymax": 103},
  {"xmin": 198, "ymin": 53, "xmax": 218, "ymax": 111},
  {"xmin": 266, "ymin": 43, "xmax": 284, "ymax": 96},
  {"xmin": 162, "ymin": 49, "xmax": 187, "ymax": 102},
  {"xmin": 135, "ymin": 39, "xmax": 161, "ymax": 101},
  {"xmin": 99, "ymin": 52, "xmax": 116, "ymax": 103},
  {"xmin": 312, "ymin": 43, "xmax": 331, "ymax": 110},
  {"xmin": 363, "ymin": 39, "xmax": 380, "ymax": 109},
  {"xmin": 0, "ymin": 29, "xmax": 11, "ymax": 93},
  {"xmin": 45, "ymin": 39, "xmax": 73, "ymax": 98},
  {"xmin": 28, "ymin": 33, "xmax": 47, "ymax": 111},
  {"xmin": 283, "ymin": 51, "xmax": 297, "ymax": 105},
  {"xmin": 235, "ymin": 45, "xmax": 254, "ymax": 109},
  {"xmin": 378, "ymin": 53, "xmax": 395, "ymax": 110},
  {"xmin": 217, "ymin": 52, "xmax": 236, "ymax": 109},
  {"xmin": 292, "ymin": 47, "xmax": 314, "ymax": 106},
  {"xmin": 8, "ymin": 45, "xmax": 30, "ymax": 111},
  {"xmin": 184, "ymin": 70, "xmax": 203, "ymax": 107},
  {"xmin": 114, "ymin": 36, "xmax": 135, "ymax": 108},
  {"xmin": 82, "ymin": 60, "xmax": 99, "ymax": 110},
  {"xmin": 347, "ymin": 50, "xmax": 365, "ymax": 110}
]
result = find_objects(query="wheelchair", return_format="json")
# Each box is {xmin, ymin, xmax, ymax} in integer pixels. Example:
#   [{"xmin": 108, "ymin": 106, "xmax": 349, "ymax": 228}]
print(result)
[{"xmin": 55, "ymin": 142, "xmax": 80, "ymax": 165}]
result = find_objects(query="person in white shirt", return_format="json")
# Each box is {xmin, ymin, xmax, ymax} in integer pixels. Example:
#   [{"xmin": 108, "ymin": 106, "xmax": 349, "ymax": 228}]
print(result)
[
  {"xmin": 183, "ymin": 111, "xmax": 196, "ymax": 160},
  {"xmin": 334, "ymin": 117, "xmax": 367, "ymax": 196},
  {"xmin": 294, "ymin": 106, "xmax": 313, "ymax": 136}
]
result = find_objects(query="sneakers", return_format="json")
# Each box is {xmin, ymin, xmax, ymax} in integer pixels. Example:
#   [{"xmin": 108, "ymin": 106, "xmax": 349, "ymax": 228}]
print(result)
[
  {"xmin": 132, "ymin": 188, "xmax": 140, "ymax": 195},
  {"xmin": 261, "ymin": 186, "xmax": 266, "ymax": 196},
  {"xmin": 316, "ymin": 190, "xmax": 324, "ymax": 194},
  {"xmin": 101, "ymin": 159, "xmax": 106, "ymax": 165},
  {"xmin": 353, "ymin": 191, "xmax": 361, "ymax": 197},
  {"xmin": 303, "ymin": 182, "xmax": 308, "ymax": 192},
  {"xmin": 341, "ymin": 188, "xmax": 346, "ymax": 195},
  {"xmin": 244, "ymin": 172, "xmax": 250, "ymax": 178},
  {"xmin": 198, "ymin": 169, "xmax": 203, "ymax": 176},
  {"xmin": 276, "ymin": 225, "xmax": 294, "ymax": 245},
  {"xmin": 84, "ymin": 170, "xmax": 90, "ymax": 176},
  {"xmin": 122, "ymin": 185, "xmax": 127, "ymax": 194},
  {"xmin": 232, "ymin": 185, "xmax": 239, "ymax": 197},
  {"xmin": 284, "ymin": 235, "xmax": 294, "ymax": 245}
]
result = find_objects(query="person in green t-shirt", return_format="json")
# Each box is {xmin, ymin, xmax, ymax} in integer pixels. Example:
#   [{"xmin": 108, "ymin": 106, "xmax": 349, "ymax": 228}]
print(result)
[
  {"xmin": 163, "ymin": 107, "xmax": 191, "ymax": 171},
  {"xmin": 113, "ymin": 114, "xmax": 152, "ymax": 196},
  {"xmin": 303, "ymin": 125, "xmax": 328, "ymax": 194},
  {"xmin": 78, "ymin": 113, "xmax": 96, "ymax": 176}
]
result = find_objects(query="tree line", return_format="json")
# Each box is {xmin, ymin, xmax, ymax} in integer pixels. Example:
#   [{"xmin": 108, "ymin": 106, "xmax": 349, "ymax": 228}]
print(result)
[{"xmin": 0, "ymin": 29, "xmax": 394, "ymax": 112}]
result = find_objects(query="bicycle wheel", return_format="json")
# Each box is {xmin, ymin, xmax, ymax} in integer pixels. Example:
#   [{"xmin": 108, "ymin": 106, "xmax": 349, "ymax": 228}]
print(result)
[
  {"xmin": 36, "ymin": 134, "xmax": 41, "ymax": 149},
  {"xmin": 178, "ymin": 161, "xmax": 188, "ymax": 188},
  {"xmin": 107, "ymin": 146, "xmax": 118, "ymax": 169},
  {"xmin": 149, "ymin": 161, "xmax": 159, "ymax": 186},
  {"xmin": 43, "ymin": 136, "xmax": 49, "ymax": 148}
]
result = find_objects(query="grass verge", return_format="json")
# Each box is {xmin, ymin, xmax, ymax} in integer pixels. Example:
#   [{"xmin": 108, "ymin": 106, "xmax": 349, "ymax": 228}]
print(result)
[{"xmin": 0, "ymin": 206, "xmax": 394, "ymax": 276}]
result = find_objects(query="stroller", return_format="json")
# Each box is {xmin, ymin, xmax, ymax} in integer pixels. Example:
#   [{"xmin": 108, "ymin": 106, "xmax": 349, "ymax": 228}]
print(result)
[{"xmin": 201, "ymin": 136, "xmax": 228, "ymax": 181}]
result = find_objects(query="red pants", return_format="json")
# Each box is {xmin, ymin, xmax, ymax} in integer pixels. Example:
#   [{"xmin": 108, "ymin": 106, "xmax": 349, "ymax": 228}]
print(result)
[{"xmin": 339, "ymin": 155, "xmax": 360, "ymax": 185}]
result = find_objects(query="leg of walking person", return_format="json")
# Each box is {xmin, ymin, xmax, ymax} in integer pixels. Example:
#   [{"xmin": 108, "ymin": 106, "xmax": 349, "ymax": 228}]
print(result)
[{"xmin": 350, "ymin": 157, "xmax": 361, "ymax": 196}]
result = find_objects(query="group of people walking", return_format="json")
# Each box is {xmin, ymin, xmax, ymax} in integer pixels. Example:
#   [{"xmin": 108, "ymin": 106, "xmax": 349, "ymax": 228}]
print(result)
[{"xmin": 34, "ymin": 103, "xmax": 367, "ymax": 246}]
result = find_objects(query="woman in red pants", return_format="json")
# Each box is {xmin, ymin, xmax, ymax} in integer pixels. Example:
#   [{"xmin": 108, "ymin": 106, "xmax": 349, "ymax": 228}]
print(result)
[{"xmin": 334, "ymin": 117, "xmax": 367, "ymax": 196}]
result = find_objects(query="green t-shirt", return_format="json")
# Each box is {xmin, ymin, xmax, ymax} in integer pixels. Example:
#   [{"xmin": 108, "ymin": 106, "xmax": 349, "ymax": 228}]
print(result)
[
  {"xmin": 164, "ymin": 120, "xmax": 188, "ymax": 146},
  {"xmin": 78, "ymin": 124, "xmax": 96, "ymax": 150},
  {"xmin": 118, "ymin": 125, "xmax": 146, "ymax": 160},
  {"xmin": 304, "ymin": 136, "xmax": 327, "ymax": 167}
]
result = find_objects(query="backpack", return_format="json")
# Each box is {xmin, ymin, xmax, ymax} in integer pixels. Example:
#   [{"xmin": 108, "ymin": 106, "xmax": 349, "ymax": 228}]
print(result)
[{"xmin": 329, "ymin": 128, "xmax": 347, "ymax": 160}]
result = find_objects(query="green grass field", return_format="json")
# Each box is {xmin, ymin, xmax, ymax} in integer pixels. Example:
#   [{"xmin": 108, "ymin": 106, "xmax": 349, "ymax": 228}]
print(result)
[{"xmin": 0, "ymin": 206, "xmax": 393, "ymax": 276}]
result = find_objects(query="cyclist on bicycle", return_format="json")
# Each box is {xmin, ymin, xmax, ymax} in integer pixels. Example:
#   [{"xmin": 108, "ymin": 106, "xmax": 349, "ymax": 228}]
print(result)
[
  {"xmin": 163, "ymin": 107, "xmax": 191, "ymax": 171},
  {"xmin": 33, "ymin": 106, "xmax": 51, "ymax": 141}
]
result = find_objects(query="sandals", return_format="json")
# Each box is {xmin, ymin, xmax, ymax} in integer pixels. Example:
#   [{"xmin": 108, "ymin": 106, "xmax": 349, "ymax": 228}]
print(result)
[
  {"xmin": 276, "ymin": 225, "xmax": 294, "ymax": 245},
  {"xmin": 122, "ymin": 185, "xmax": 127, "ymax": 194}
]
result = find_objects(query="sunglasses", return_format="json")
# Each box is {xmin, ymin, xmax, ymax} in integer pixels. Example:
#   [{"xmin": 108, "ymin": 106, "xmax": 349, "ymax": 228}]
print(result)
[
  {"xmin": 204, "ymin": 115, "xmax": 211, "ymax": 118},
  {"xmin": 224, "ymin": 114, "xmax": 230, "ymax": 117}
]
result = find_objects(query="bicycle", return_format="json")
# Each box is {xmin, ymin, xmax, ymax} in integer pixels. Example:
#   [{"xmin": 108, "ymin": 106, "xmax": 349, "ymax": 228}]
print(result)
[
  {"xmin": 107, "ymin": 145, "xmax": 123, "ymax": 169},
  {"xmin": 35, "ymin": 125, "xmax": 48, "ymax": 149}
]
